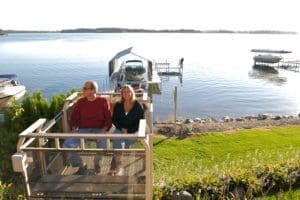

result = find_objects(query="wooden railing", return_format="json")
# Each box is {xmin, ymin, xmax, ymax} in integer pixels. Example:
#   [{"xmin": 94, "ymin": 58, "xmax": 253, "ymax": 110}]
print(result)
[{"xmin": 12, "ymin": 92, "xmax": 153, "ymax": 199}]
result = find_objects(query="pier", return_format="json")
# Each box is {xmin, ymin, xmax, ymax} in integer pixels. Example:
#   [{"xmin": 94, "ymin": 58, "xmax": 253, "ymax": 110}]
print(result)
[
  {"xmin": 155, "ymin": 58, "xmax": 184, "ymax": 84},
  {"xmin": 155, "ymin": 58, "xmax": 183, "ymax": 77},
  {"xmin": 279, "ymin": 59, "xmax": 300, "ymax": 72}
]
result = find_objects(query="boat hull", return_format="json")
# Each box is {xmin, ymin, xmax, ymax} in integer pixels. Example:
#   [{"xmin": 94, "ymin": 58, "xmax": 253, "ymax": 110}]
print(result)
[
  {"xmin": 254, "ymin": 54, "xmax": 282, "ymax": 64},
  {"xmin": 0, "ymin": 85, "xmax": 26, "ymax": 99}
]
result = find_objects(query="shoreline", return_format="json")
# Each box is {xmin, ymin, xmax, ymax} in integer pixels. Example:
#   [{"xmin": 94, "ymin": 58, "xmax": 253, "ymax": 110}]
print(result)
[{"xmin": 154, "ymin": 114, "xmax": 300, "ymax": 136}]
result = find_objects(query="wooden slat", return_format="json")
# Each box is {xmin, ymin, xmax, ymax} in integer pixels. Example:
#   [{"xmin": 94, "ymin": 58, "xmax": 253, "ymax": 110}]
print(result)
[
  {"xmin": 38, "ymin": 175, "xmax": 145, "ymax": 184},
  {"xmin": 31, "ymin": 192, "xmax": 145, "ymax": 199},
  {"xmin": 19, "ymin": 119, "xmax": 46, "ymax": 136},
  {"xmin": 32, "ymin": 182, "xmax": 145, "ymax": 193}
]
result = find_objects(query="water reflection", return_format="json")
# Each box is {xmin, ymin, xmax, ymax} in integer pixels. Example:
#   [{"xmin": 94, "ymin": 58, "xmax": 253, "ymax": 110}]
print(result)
[{"xmin": 248, "ymin": 65, "xmax": 287, "ymax": 85}]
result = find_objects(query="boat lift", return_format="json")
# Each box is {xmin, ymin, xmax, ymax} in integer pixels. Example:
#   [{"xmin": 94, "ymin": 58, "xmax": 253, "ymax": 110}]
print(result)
[
  {"xmin": 11, "ymin": 92, "xmax": 153, "ymax": 199},
  {"xmin": 155, "ymin": 58, "xmax": 184, "ymax": 84}
]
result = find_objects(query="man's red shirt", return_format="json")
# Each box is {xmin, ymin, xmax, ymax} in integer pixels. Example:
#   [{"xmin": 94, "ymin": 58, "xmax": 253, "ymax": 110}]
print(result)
[{"xmin": 69, "ymin": 96, "xmax": 112, "ymax": 130}]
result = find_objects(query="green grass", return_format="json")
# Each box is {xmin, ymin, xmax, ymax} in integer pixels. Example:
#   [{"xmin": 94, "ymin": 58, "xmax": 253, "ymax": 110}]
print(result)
[
  {"xmin": 153, "ymin": 125, "xmax": 300, "ymax": 198},
  {"xmin": 154, "ymin": 125, "xmax": 300, "ymax": 167},
  {"xmin": 258, "ymin": 189, "xmax": 300, "ymax": 199}
]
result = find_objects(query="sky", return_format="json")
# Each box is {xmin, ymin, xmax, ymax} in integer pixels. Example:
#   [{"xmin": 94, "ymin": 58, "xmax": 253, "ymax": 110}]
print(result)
[{"xmin": 0, "ymin": 0, "xmax": 299, "ymax": 32}]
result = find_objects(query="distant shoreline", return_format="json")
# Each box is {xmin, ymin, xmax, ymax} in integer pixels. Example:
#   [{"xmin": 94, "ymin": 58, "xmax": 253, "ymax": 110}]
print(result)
[{"xmin": 3, "ymin": 28, "xmax": 298, "ymax": 34}]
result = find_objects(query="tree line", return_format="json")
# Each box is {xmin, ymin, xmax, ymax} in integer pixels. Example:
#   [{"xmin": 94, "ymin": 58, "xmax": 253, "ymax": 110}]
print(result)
[{"xmin": 1, "ymin": 27, "xmax": 297, "ymax": 34}]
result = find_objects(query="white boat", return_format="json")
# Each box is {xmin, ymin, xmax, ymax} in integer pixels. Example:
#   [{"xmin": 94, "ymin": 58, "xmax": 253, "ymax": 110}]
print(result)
[
  {"xmin": 253, "ymin": 54, "xmax": 282, "ymax": 64},
  {"xmin": 109, "ymin": 47, "xmax": 161, "ymax": 95},
  {"xmin": 0, "ymin": 74, "xmax": 26, "ymax": 99},
  {"xmin": 251, "ymin": 49, "xmax": 292, "ymax": 65},
  {"xmin": 123, "ymin": 60, "xmax": 146, "ymax": 81}
]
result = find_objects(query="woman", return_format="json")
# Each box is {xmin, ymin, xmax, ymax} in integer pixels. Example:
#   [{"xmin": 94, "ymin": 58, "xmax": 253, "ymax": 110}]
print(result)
[
  {"xmin": 112, "ymin": 84, "xmax": 145, "ymax": 147},
  {"xmin": 111, "ymin": 84, "xmax": 145, "ymax": 175}
]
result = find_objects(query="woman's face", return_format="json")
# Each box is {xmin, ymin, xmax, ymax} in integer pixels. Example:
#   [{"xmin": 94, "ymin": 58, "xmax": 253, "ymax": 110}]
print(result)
[{"xmin": 122, "ymin": 87, "xmax": 132, "ymax": 101}]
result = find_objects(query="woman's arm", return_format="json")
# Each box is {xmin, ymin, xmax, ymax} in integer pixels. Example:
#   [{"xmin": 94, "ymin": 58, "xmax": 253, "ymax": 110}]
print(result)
[
  {"xmin": 102, "ymin": 98, "xmax": 112, "ymax": 131},
  {"xmin": 112, "ymin": 102, "xmax": 123, "ymax": 130}
]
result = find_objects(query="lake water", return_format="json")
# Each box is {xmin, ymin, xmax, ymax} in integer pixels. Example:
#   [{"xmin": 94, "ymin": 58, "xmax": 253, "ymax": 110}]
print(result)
[{"xmin": 1, "ymin": 33, "xmax": 300, "ymax": 121}]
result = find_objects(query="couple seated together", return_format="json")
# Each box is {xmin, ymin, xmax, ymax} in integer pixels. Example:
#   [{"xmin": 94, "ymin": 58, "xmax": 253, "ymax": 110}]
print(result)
[{"xmin": 63, "ymin": 80, "xmax": 145, "ymax": 175}]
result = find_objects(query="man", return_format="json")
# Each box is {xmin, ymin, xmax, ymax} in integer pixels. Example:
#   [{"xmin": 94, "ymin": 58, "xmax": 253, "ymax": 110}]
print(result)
[{"xmin": 63, "ymin": 80, "xmax": 112, "ymax": 174}]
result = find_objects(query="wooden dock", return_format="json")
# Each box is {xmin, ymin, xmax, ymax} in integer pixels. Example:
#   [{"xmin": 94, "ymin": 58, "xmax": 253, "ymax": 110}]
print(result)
[
  {"xmin": 155, "ymin": 58, "xmax": 183, "ymax": 77},
  {"xmin": 279, "ymin": 59, "xmax": 300, "ymax": 72},
  {"xmin": 30, "ymin": 151, "xmax": 146, "ymax": 199}
]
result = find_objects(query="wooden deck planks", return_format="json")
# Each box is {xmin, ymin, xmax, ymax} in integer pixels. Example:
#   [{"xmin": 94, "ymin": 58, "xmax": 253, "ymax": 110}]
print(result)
[{"xmin": 30, "ymin": 151, "xmax": 146, "ymax": 199}]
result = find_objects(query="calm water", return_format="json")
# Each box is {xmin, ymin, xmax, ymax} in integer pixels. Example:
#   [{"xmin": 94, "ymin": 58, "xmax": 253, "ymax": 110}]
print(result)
[{"xmin": 1, "ymin": 33, "xmax": 300, "ymax": 121}]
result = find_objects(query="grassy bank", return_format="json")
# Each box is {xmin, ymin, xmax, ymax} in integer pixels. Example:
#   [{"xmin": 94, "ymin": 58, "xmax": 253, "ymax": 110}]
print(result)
[
  {"xmin": 153, "ymin": 125, "xmax": 300, "ymax": 198},
  {"xmin": 262, "ymin": 189, "xmax": 300, "ymax": 199}
]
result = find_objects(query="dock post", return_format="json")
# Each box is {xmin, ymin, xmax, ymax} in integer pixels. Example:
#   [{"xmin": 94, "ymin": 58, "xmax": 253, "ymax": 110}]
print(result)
[{"xmin": 173, "ymin": 86, "xmax": 177, "ymax": 134}]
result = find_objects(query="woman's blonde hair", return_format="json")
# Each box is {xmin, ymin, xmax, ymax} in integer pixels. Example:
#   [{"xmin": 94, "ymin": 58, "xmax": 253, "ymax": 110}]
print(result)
[{"xmin": 120, "ymin": 84, "xmax": 136, "ymax": 102}]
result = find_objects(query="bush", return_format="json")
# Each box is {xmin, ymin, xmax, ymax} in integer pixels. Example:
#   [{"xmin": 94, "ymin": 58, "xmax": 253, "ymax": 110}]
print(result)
[
  {"xmin": 153, "ymin": 149, "xmax": 300, "ymax": 199},
  {"xmin": 0, "ymin": 91, "xmax": 69, "ymax": 197},
  {"xmin": 0, "ymin": 180, "xmax": 24, "ymax": 200}
]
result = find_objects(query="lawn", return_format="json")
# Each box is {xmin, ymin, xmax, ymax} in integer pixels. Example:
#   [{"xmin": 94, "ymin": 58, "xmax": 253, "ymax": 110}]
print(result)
[{"xmin": 153, "ymin": 125, "xmax": 300, "ymax": 198}]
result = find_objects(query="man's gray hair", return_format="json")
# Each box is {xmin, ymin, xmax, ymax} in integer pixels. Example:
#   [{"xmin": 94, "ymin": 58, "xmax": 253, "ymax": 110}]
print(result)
[{"xmin": 85, "ymin": 80, "xmax": 98, "ymax": 92}]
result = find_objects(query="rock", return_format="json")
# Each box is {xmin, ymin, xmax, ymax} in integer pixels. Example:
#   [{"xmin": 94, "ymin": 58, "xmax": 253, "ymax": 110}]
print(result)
[
  {"xmin": 171, "ymin": 191, "xmax": 193, "ymax": 200},
  {"xmin": 233, "ymin": 186, "xmax": 245, "ymax": 199},
  {"xmin": 236, "ymin": 118, "xmax": 244, "ymax": 121},
  {"xmin": 184, "ymin": 119, "xmax": 193, "ymax": 124},
  {"xmin": 205, "ymin": 118, "xmax": 212, "ymax": 123},
  {"xmin": 194, "ymin": 117, "xmax": 202, "ymax": 122},
  {"xmin": 245, "ymin": 115, "xmax": 256, "ymax": 120},
  {"xmin": 272, "ymin": 115, "xmax": 281, "ymax": 120},
  {"xmin": 200, "ymin": 119, "xmax": 206, "ymax": 124},
  {"xmin": 154, "ymin": 114, "xmax": 300, "ymax": 136},
  {"xmin": 257, "ymin": 114, "xmax": 269, "ymax": 120},
  {"xmin": 222, "ymin": 116, "xmax": 232, "ymax": 122},
  {"xmin": 182, "ymin": 123, "xmax": 193, "ymax": 134},
  {"xmin": 211, "ymin": 118, "xmax": 218, "ymax": 122}
]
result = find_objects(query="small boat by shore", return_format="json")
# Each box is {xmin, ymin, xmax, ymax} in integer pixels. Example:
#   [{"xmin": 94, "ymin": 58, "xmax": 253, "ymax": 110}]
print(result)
[
  {"xmin": 0, "ymin": 74, "xmax": 26, "ymax": 109},
  {"xmin": 0, "ymin": 74, "xmax": 26, "ymax": 99}
]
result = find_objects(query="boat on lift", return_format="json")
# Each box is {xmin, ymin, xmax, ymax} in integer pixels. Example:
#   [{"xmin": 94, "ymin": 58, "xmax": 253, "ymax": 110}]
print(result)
[
  {"xmin": 251, "ymin": 49, "xmax": 292, "ymax": 65},
  {"xmin": 108, "ymin": 47, "xmax": 161, "ymax": 95},
  {"xmin": 123, "ymin": 60, "xmax": 146, "ymax": 81}
]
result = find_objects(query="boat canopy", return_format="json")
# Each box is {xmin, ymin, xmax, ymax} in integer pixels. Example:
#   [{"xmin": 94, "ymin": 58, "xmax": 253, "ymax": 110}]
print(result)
[
  {"xmin": 109, "ymin": 47, "xmax": 133, "ymax": 61},
  {"xmin": 108, "ymin": 47, "xmax": 153, "ymax": 77},
  {"xmin": 251, "ymin": 49, "xmax": 292, "ymax": 54},
  {"xmin": 0, "ymin": 74, "xmax": 18, "ymax": 79},
  {"xmin": 109, "ymin": 47, "xmax": 152, "ymax": 63}
]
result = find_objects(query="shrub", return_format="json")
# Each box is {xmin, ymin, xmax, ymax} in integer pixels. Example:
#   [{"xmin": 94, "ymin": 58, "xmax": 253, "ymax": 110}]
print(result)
[
  {"xmin": 0, "ymin": 91, "xmax": 69, "ymax": 197},
  {"xmin": 153, "ymin": 149, "xmax": 300, "ymax": 199}
]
